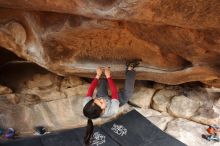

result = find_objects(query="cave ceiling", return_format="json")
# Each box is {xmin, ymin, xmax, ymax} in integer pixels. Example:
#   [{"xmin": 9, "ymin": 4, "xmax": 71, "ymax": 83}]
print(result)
[{"xmin": 0, "ymin": 0, "xmax": 220, "ymax": 87}]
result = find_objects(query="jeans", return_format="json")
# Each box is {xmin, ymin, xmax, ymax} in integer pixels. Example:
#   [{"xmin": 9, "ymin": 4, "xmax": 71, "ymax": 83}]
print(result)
[{"xmin": 96, "ymin": 70, "xmax": 136, "ymax": 106}]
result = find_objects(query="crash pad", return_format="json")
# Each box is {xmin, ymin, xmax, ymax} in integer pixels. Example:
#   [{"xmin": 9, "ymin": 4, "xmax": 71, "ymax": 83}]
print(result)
[
  {"xmin": 101, "ymin": 110, "xmax": 186, "ymax": 146},
  {"xmin": 0, "ymin": 110, "xmax": 186, "ymax": 146}
]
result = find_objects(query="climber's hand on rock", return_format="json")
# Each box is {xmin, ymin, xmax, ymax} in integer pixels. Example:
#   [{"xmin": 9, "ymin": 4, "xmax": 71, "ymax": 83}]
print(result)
[
  {"xmin": 105, "ymin": 67, "xmax": 111, "ymax": 78},
  {"xmin": 96, "ymin": 67, "xmax": 103, "ymax": 79}
]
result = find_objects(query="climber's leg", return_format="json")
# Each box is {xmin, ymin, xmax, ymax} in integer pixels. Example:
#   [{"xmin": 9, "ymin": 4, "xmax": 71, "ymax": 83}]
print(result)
[
  {"xmin": 118, "ymin": 70, "xmax": 136, "ymax": 106},
  {"xmin": 118, "ymin": 60, "xmax": 140, "ymax": 106}
]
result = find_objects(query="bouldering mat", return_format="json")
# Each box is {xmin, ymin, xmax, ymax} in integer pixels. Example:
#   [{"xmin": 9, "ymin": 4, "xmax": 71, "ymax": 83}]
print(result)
[
  {"xmin": 0, "ymin": 127, "xmax": 120, "ymax": 146},
  {"xmin": 0, "ymin": 136, "xmax": 43, "ymax": 146},
  {"xmin": 101, "ymin": 110, "xmax": 186, "ymax": 146},
  {"xmin": 74, "ymin": 127, "xmax": 120, "ymax": 146},
  {"xmin": 0, "ymin": 110, "xmax": 186, "ymax": 146}
]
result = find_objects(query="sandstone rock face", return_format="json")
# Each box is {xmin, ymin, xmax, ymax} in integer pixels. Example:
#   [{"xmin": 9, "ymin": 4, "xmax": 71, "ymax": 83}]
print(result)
[
  {"xmin": 25, "ymin": 74, "xmax": 58, "ymax": 89},
  {"xmin": 0, "ymin": 85, "xmax": 12, "ymax": 95},
  {"xmin": 4, "ymin": 94, "xmax": 20, "ymax": 105},
  {"xmin": 0, "ymin": 1, "xmax": 220, "ymax": 145},
  {"xmin": 191, "ymin": 106, "xmax": 220, "ymax": 126},
  {"xmin": 150, "ymin": 86, "xmax": 220, "ymax": 126},
  {"xmin": 147, "ymin": 115, "xmax": 174, "ymax": 131},
  {"xmin": 20, "ymin": 86, "xmax": 66, "ymax": 101},
  {"xmin": 215, "ymin": 97, "xmax": 220, "ymax": 107},
  {"xmin": 60, "ymin": 76, "xmax": 83, "ymax": 89},
  {"xmin": 0, "ymin": 1, "xmax": 219, "ymax": 87},
  {"xmin": 19, "ymin": 73, "xmax": 66, "ymax": 101},
  {"xmin": 165, "ymin": 118, "xmax": 219, "ymax": 146},
  {"xmin": 168, "ymin": 95, "xmax": 201, "ymax": 119},
  {"xmin": 129, "ymin": 87, "xmax": 156, "ymax": 109},
  {"xmin": 185, "ymin": 86, "xmax": 214, "ymax": 106},
  {"xmin": 152, "ymin": 89, "xmax": 179, "ymax": 112},
  {"xmin": 0, "ymin": 70, "xmax": 133, "ymax": 133},
  {"xmin": 0, "ymin": 68, "xmax": 220, "ymax": 146}
]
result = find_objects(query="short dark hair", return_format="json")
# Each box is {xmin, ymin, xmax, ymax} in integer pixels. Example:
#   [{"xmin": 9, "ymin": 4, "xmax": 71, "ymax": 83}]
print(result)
[{"xmin": 83, "ymin": 99, "xmax": 102, "ymax": 119}]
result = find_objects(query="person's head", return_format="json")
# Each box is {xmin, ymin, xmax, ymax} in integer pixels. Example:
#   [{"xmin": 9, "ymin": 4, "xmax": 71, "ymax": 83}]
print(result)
[
  {"xmin": 83, "ymin": 98, "xmax": 106, "ymax": 145},
  {"xmin": 83, "ymin": 98, "xmax": 106, "ymax": 119}
]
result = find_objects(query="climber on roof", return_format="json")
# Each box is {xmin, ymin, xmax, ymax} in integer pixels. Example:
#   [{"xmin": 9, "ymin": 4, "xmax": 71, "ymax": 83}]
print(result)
[{"xmin": 82, "ymin": 60, "xmax": 139, "ymax": 145}]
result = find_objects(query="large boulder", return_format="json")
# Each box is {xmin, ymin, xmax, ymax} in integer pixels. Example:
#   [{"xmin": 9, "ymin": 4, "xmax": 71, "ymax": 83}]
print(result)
[
  {"xmin": 129, "ymin": 87, "xmax": 156, "ymax": 109},
  {"xmin": 152, "ymin": 89, "xmax": 179, "ymax": 112},
  {"xmin": 184, "ymin": 86, "xmax": 214, "ymax": 107},
  {"xmin": 168, "ymin": 95, "xmax": 201, "ymax": 119}
]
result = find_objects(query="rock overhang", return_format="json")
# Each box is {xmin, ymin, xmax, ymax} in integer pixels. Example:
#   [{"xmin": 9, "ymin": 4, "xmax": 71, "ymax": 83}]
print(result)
[{"xmin": 0, "ymin": 0, "xmax": 219, "ymax": 87}]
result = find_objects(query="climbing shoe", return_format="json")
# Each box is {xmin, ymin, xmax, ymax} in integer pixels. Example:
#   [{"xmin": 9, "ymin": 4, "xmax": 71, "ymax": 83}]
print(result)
[
  {"xmin": 34, "ymin": 126, "xmax": 47, "ymax": 135},
  {"xmin": 126, "ymin": 59, "xmax": 141, "ymax": 70},
  {"xmin": 5, "ymin": 128, "xmax": 15, "ymax": 139}
]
